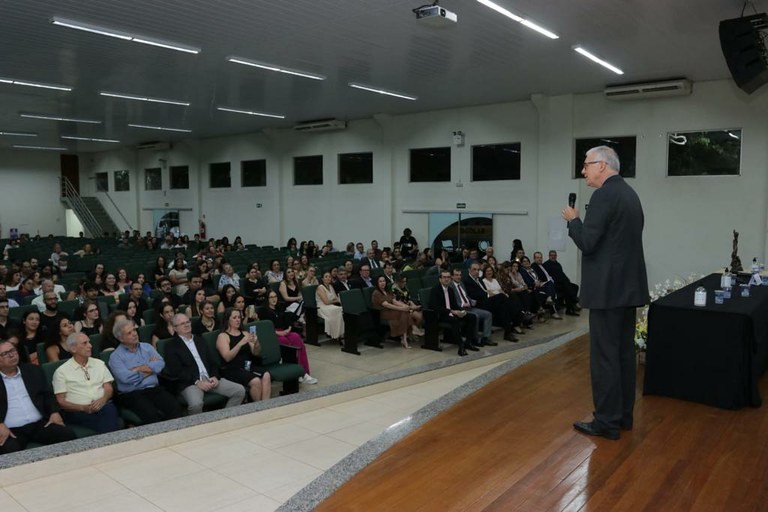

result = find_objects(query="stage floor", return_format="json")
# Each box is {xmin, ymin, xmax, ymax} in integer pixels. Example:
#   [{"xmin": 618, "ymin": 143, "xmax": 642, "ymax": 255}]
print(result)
[{"xmin": 317, "ymin": 336, "xmax": 768, "ymax": 512}]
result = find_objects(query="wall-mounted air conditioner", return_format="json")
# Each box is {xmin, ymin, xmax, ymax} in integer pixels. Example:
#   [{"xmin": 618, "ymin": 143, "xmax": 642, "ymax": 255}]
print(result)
[
  {"xmin": 604, "ymin": 79, "xmax": 692, "ymax": 100},
  {"xmin": 136, "ymin": 141, "xmax": 171, "ymax": 151},
  {"xmin": 293, "ymin": 119, "xmax": 347, "ymax": 132}
]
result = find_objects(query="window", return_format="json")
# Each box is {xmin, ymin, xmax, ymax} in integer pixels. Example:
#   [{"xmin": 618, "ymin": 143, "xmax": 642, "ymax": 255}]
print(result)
[
  {"xmin": 145, "ymin": 168, "xmax": 162, "ymax": 191},
  {"xmin": 667, "ymin": 129, "xmax": 741, "ymax": 176},
  {"xmin": 410, "ymin": 147, "xmax": 450, "ymax": 182},
  {"xmin": 338, "ymin": 152, "xmax": 373, "ymax": 184},
  {"xmin": 241, "ymin": 159, "xmax": 267, "ymax": 187},
  {"xmin": 114, "ymin": 170, "xmax": 130, "ymax": 191},
  {"xmin": 294, "ymin": 155, "xmax": 323, "ymax": 185},
  {"xmin": 170, "ymin": 165, "xmax": 189, "ymax": 189},
  {"xmin": 472, "ymin": 143, "xmax": 521, "ymax": 181},
  {"xmin": 95, "ymin": 172, "xmax": 108, "ymax": 192},
  {"xmin": 574, "ymin": 136, "xmax": 636, "ymax": 179},
  {"xmin": 209, "ymin": 162, "xmax": 231, "ymax": 188}
]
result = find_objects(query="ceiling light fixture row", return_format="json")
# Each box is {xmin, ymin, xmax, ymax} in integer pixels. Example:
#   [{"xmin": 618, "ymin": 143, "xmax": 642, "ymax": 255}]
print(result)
[
  {"xmin": 13, "ymin": 145, "xmax": 68, "ymax": 151},
  {"xmin": 0, "ymin": 77, "xmax": 72, "ymax": 92},
  {"xmin": 100, "ymin": 91, "xmax": 190, "ymax": 106},
  {"xmin": 0, "ymin": 131, "xmax": 37, "ymax": 137}
]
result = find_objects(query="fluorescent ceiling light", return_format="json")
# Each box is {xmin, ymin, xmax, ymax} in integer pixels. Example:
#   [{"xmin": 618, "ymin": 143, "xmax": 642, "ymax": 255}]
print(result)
[
  {"xmin": 13, "ymin": 145, "xmax": 68, "ymax": 151},
  {"xmin": 227, "ymin": 56, "xmax": 325, "ymax": 80},
  {"xmin": 573, "ymin": 46, "xmax": 624, "ymax": 75},
  {"xmin": 0, "ymin": 77, "xmax": 71, "ymax": 92},
  {"xmin": 475, "ymin": 1, "xmax": 558, "ymax": 39},
  {"xmin": 0, "ymin": 131, "xmax": 37, "ymax": 137},
  {"xmin": 51, "ymin": 17, "xmax": 200, "ymax": 54},
  {"xmin": 348, "ymin": 82, "xmax": 418, "ymax": 101},
  {"xmin": 20, "ymin": 113, "xmax": 102, "ymax": 124},
  {"xmin": 61, "ymin": 135, "xmax": 120, "ymax": 143},
  {"xmin": 100, "ymin": 91, "xmax": 189, "ymax": 106},
  {"xmin": 217, "ymin": 106, "xmax": 285, "ymax": 119},
  {"xmin": 128, "ymin": 123, "xmax": 191, "ymax": 133},
  {"xmin": 727, "ymin": 131, "xmax": 740, "ymax": 140}
]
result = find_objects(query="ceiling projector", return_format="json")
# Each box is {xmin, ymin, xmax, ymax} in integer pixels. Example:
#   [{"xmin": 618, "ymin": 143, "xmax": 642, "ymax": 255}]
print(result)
[{"xmin": 414, "ymin": 5, "xmax": 457, "ymax": 26}]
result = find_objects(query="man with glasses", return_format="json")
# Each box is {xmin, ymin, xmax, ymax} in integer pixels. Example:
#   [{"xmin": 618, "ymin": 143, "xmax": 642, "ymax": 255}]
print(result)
[
  {"xmin": 430, "ymin": 270, "xmax": 479, "ymax": 357},
  {"xmin": 164, "ymin": 313, "xmax": 245, "ymax": 414},
  {"xmin": 32, "ymin": 280, "xmax": 60, "ymax": 313},
  {"xmin": 0, "ymin": 340, "xmax": 76, "ymax": 454},
  {"xmin": 119, "ymin": 282, "xmax": 150, "ymax": 319},
  {"xmin": 562, "ymin": 146, "xmax": 648, "ymax": 441},
  {"xmin": 108, "ymin": 320, "xmax": 181, "ymax": 424},
  {"xmin": 451, "ymin": 269, "xmax": 496, "ymax": 346},
  {"xmin": 463, "ymin": 262, "xmax": 522, "ymax": 342},
  {"xmin": 53, "ymin": 333, "xmax": 120, "ymax": 433}
]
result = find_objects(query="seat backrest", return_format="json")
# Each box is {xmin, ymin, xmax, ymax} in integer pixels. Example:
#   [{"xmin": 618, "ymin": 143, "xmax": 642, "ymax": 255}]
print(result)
[
  {"xmin": 57, "ymin": 300, "xmax": 81, "ymax": 320},
  {"xmin": 419, "ymin": 287, "xmax": 433, "ymax": 309},
  {"xmin": 37, "ymin": 342, "xmax": 47, "ymax": 365},
  {"xmin": 142, "ymin": 308, "xmax": 155, "ymax": 325},
  {"xmin": 89, "ymin": 333, "xmax": 103, "ymax": 358},
  {"xmin": 99, "ymin": 349, "xmax": 112, "ymax": 365},
  {"xmin": 155, "ymin": 337, "xmax": 173, "ymax": 359},
  {"xmin": 202, "ymin": 330, "xmax": 223, "ymax": 369},
  {"xmin": 302, "ymin": 285, "xmax": 319, "ymax": 308},
  {"xmin": 407, "ymin": 277, "xmax": 423, "ymax": 299},
  {"xmin": 422, "ymin": 275, "xmax": 439, "ymax": 290},
  {"xmin": 248, "ymin": 320, "xmax": 281, "ymax": 366},
  {"xmin": 339, "ymin": 289, "xmax": 366, "ymax": 315},
  {"xmin": 9, "ymin": 304, "xmax": 37, "ymax": 321},
  {"xmin": 138, "ymin": 323, "xmax": 155, "ymax": 344},
  {"xmin": 41, "ymin": 360, "xmax": 67, "ymax": 393},
  {"xmin": 22, "ymin": 294, "xmax": 37, "ymax": 306},
  {"xmin": 362, "ymin": 287, "xmax": 376, "ymax": 309}
]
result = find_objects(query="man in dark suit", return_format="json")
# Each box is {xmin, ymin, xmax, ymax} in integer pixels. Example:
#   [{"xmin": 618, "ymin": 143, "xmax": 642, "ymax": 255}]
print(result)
[
  {"xmin": 163, "ymin": 313, "xmax": 245, "ymax": 415},
  {"xmin": 563, "ymin": 145, "xmax": 648, "ymax": 441},
  {"xmin": 0, "ymin": 340, "xmax": 76, "ymax": 454},
  {"xmin": 360, "ymin": 249, "xmax": 381, "ymax": 271},
  {"xmin": 350, "ymin": 264, "xmax": 374, "ymax": 289},
  {"xmin": 333, "ymin": 268, "xmax": 353, "ymax": 295},
  {"xmin": 430, "ymin": 270, "xmax": 479, "ymax": 356},
  {"xmin": 541, "ymin": 250, "xmax": 580, "ymax": 315},
  {"xmin": 463, "ymin": 262, "xmax": 520, "ymax": 342}
]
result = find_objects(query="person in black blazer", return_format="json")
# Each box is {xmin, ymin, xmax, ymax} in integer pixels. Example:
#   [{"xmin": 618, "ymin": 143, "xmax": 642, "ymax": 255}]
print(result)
[
  {"xmin": 429, "ymin": 270, "xmax": 478, "ymax": 356},
  {"xmin": 349, "ymin": 264, "xmax": 374, "ymax": 289},
  {"xmin": 0, "ymin": 340, "xmax": 76, "ymax": 454},
  {"xmin": 163, "ymin": 313, "xmax": 245, "ymax": 414},
  {"xmin": 463, "ymin": 262, "xmax": 520, "ymax": 341},
  {"xmin": 541, "ymin": 250, "xmax": 580, "ymax": 315},
  {"xmin": 359, "ymin": 249, "xmax": 382, "ymax": 271},
  {"xmin": 333, "ymin": 268, "xmax": 354, "ymax": 295},
  {"xmin": 563, "ymin": 145, "xmax": 649, "ymax": 441}
]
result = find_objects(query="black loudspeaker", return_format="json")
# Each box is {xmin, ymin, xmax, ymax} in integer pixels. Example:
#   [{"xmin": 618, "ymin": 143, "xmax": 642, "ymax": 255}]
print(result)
[{"xmin": 719, "ymin": 13, "xmax": 768, "ymax": 94}]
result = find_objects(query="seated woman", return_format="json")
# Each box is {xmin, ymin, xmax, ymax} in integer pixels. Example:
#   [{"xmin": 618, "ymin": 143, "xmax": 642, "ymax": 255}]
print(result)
[
  {"xmin": 481, "ymin": 265, "xmax": 506, "ymax": 299},
  {"xmin": 217, "ymin": 284, "xmax": 239, "ymax": 314},
  {"xmin": 233, "ymin": 293, "xmax": 258, "ymax": 323},
  {"xmin": 391, "ymin": 275, "xmax": 424, "ymax": 337},
  {"xmin": 258, "ymin": 291, "xmax": 317, "ymax": 384},
  {"xmin": 301, "ymin": 266, "xmax": 319, "ymax": 287},
  {"xmin": 99, "ymin": 311, "xmax": 128, "ymax": 352},
  {"xmin": 89, "ymin": 263, "xmax": 106, "ymax": 287},
  {"xmin": 192, "ymin": 301, "xmax": 219, "ymax": 335},
  {"xmin": 18, "ymin": 277, "xmax": 36, "ymax": 299},
  {"xmin": 74, "ymin": 300, "xmax": 103, "ymax": 336},
  {"xmin": 278, "ymin": 268, "xmax": 304, "ymax": 324},
  {"xmin": 242, "ymin": 266, "xmax": 268, "ymax": 307},
  {"xmin": 125, "ymin": 299, "xmax": 145, "ymax": 327},
  {"xmin": 169, "ymin": 257, "xmax": 190, "ymax": 297},
  {"xmin": 185, "ymin": 288, "xmax": 208, "ymax": 318},
  {"xmin": 151, "ymin": 255, "xmax": 167, "ymax": 287},
  {"xmin": 265, "ymin": 259, "xmax": 284, "ymax": 284},
  {"xmin": 216, "ymin": 308, "xmax": 271, "ymax": 402},
  {"xmin": 135, "ymin": 273, "xmax": 153, "ymax": 295},
  {"xmin": 100, "ymin": 273, "xmax": 123, "ymax": 300},
  {"xmin": 5, "ymin": 270, "xmax": 21, "ymax": 291},
  {"xmin": 45, "ymin": 317, "xmax": 76, "ymax": 362},
  {"xmin": 501, "ymin": 261, "xmax": 537, "ymax": 325},
  {"xmin": 151, "ymin": 302, "xmax": 177, "ymax": 346},
  {"xmin": 315, "ymin": 271, "xmax": 344, "ymax": 342},
  {"xmin": 371, "ymin": 275, "xmax": 413, "ymax": 349},
  {"xmin": 115, "ymin": 268, "xmax": 132, "ymax": 292},
  {"xmin": 21, "ymin": 310, "xmax": 44, "ymax": 365},
  {"xmin": 218, "ymin": 263, "xmax": 241, "ymax": 292}
]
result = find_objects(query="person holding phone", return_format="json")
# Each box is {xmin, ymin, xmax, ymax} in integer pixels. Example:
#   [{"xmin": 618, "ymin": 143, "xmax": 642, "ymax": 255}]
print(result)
[{"xmin": 215, "ymin": 308, "xmax": 272, "ymax": 402}]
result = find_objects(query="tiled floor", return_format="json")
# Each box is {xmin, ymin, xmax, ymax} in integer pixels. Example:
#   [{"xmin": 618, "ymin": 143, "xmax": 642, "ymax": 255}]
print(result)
[{"xmin": 0, "ymin": 315, "xmax": 587, "ymax": 511}]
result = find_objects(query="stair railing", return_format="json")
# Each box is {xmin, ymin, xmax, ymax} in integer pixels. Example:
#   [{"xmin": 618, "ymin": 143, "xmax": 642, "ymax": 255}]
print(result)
[
  {"xmin": 60, "ymin": 176, "xmax": 102, "ymax": 237},
  {"xmin": 101, "ymin": 190, "xmax": 133, "ymax": 233}
]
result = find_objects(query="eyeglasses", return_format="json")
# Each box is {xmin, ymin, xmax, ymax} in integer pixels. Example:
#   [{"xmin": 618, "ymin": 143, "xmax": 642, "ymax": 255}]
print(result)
[
  {"xmin": 0, "ymin": 348, "xmax": 18, "ymax": 358},
  {"xmin": 174, "ymin": 320, "xmax": 191, "ymax": 327},
  {"xmin": 582, "ymin": 160, "xmax": 604, "ymax": 168}
]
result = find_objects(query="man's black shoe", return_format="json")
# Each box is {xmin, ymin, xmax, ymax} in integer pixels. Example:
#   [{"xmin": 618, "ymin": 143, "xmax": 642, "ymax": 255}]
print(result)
[
  {"xmin": 566, "ymin": 309, "xmax": 580, "ymax": 316},
  {"xmin": 573, "ymin": 421, "xmax": 619, "ymax": 441},
  {"xmin": 504, "ymin": 334, "xmax": 519, "ymax": 342},
  {"xmin": 483, "ymin": 340, "xmax": 498, "ymax": 346},
  {"xmin": 458, "ymin": 348, "xmax": 468, "ymax": 357},
  {"xmin": 466, "ymin": 344, "xmax": 480, "ymax": 351}
]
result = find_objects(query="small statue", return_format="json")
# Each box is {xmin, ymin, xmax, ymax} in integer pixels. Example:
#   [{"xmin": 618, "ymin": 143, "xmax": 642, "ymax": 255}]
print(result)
[{"xmin": 730, "ymin": 229, "xmax": 743, "ymax": 273}]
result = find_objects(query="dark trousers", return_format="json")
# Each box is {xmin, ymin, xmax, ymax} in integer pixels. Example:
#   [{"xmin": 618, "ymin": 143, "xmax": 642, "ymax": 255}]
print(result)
[
  {"xmin": 0, "ymin": 419, "xmax": 76, "ymax": 454},
  {"xmin": 118, "ymin": 386, "xmax": 183, "ymax": 424},
  {"xmin": 441, "ymin": 312, "xmax": 477, "ymax": 348},
  {"xmin": 63, "ymin": 402, "xmax": 121, "ymax": 433},
  {"xmin": 589, "ymin": 307, "xmax": 637, "ymax": 430},
  {"xmin": 555, "ymin": 279, "xmax": 579, "ymax": 310}
]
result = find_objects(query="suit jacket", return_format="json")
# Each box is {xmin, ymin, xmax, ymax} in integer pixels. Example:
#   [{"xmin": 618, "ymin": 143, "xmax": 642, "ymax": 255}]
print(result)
[
  {"xmin": 520, "ymin": 267, "xmax": 539, "ymax": 290},
  {"xmin": 462, "ymin": 275, "xmax": 489, "ymax": 307},
  {"xmin": 333, "ymin": 280, "xmax": 352, "ymax": 295},
  {"xmin": 360, "ymin": 257, "xmax": 381, "ymax": 270},
  {"xmin": 164, "ymin": 334, "xmax": 220, "ymax": 389},
  {"xmin": 350, "ymin": 277, "xmax": 373, "ymax": 289},
  {"xmin": 542, "ymin": 259, "xmax": 571, "ymax": 286},
  {"xmin": 429, "ymin": 284, "xmax": 460, "ymax": 321},
  {"xmin": 568, "ymin": 174, "xmax": 649, "ymax": 309},
  {"xmin": 532, "ymin": 263, "xmax": 553, "ymax": 283},
  {"xmin": 0, "ymin": 363, "xmax": 60, "ymax": 424}
]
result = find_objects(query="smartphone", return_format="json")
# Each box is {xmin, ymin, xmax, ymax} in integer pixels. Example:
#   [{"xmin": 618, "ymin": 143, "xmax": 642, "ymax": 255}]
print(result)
[{"xmin": 249, "ymin": 325, "xmax": 257, "ymax": 335}]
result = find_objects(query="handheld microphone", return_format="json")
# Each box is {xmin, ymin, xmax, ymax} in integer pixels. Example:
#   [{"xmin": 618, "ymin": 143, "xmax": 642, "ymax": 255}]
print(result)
[{"xmin": 568, "ymin": 193, "xmax": 576, "ymax": 208}]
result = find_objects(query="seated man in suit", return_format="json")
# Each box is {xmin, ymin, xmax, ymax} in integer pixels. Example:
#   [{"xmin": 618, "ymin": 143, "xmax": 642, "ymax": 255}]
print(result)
[
  {"xmin": 108, "ymin": 319, "xmax": 182, "ymax": 424},
  {"xmin": 350, "ymin": 264, "xmax": 374, "ymax": 289},
  {"xmin": 163, "ymin": 313, "xmax": 245, "ymax": 415},
  {"xmin": 541, "ymin": 250, "xmax": 580, "ymax": 316},
  {"xmin": 0, "ymin": 340, "xmax": 76, "ymax": 454},
  {"xmin": 360, "ymin": 249, "xmax": 381, "ymax": 270},
  {"xmin": 430, "ymin": 270, "xmax": 479, "ymax": 356},
  {"xmin": 463, "ymin": 262, "xmax": 522, "ymax": 342},
  {"xmin": 451, "ymin": 269, "xmax": 496, "ymax": 347},
  {"xmin": 53, "ymin": 332, "xmax": 121, "ymax": 433},
  {"xmin": 333, "ymin": 268, "xmax": 353, "ymax": 294},
  {"xmin": 382, "ymin": 262, "xmax": 396, "ymax": 288}
]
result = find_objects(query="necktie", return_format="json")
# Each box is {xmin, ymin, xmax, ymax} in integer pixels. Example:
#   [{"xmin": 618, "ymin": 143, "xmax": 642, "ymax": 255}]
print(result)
[
  {"xmin": 443, "ymin": 286, "xmax": 453, "ymax": 316},
  {"xmin": 456, "ymin": 284, "xmax": 469, "ymax": 307}
]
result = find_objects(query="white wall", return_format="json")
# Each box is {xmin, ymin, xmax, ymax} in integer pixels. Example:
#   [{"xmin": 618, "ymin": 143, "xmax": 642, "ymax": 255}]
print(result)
[
  {"xmin": 68, "ymin": 78, "xmax": 768, "ymax": 286},
  {"xmin": 0, "ymin": 149, "xmax": 65, "ymax": 237}
]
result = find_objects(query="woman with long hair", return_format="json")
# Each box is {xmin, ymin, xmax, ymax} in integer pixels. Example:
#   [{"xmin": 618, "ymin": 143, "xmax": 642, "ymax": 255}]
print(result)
[
  {"xmin": 192, "ymin": 301, "xmax": 219, "ymax": 335},
  {"xmin": 371, "ymin": 275, "xmax": 413, "ymax": 349},
  {"xmin": 115, "ymin": 268, "xmax": 132, "ymax": 292},
  {"xmin": 216, "ymin": 308, "xmax": 272, "ymax": 402},
  {"xmin": 233, "ymin": 294, "xmax": 258, "ymax": 323},
  {"xmin": 258, "ymin": 291, "xmax": 317, "ymax": 384},
  {"xmin": 186, "ymin": 288, "xmax": 208, "ymax": 318},
  {"xmin": 21, "ymin": 310, "xmax": 43, "ymax": 365},
  {"xmin": 100, "ymin": 273, "xmax": 123, "ymax": 299},
  {"xmin": 279, "ymin": 268, "xmax": 304, "ymax": 324},
  {"xmin": 151, "ymin": 255, "xmax": 167, "ymax": 286},
  {"xmin": 265, "ymin": 259, "xmax": 284, "ymax": 284},
  {"xmin": 217, "ymin": 284, "xmax": 238, "ymax": 314},
  {"xmin": 125, "ymin": 299, "xmax": 146, "ymax": 327},
  {"xmin": 101, "ymin": 311, "xmax": 128, "ymax": 351},
  {"xmin": 151, "ymin": 302, "xmax": 176, "ymax": 346},
  {"xmin": 74, "ymin": 300, "xmax": 103, "ymax": 336},
  {"xmin": 315, "ymin": 271, "xmax": 344, "ymax": 342},
  {"xmin": 44, "ymin": 317, "xmax": 76, "ymax": 362}
]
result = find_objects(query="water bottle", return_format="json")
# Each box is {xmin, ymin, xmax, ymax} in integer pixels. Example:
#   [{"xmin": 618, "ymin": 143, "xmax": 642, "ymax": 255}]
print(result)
[
  {"xmin": 720, "ymin": 268, "xmax": 731, "ymax": 290},
  {"xmin": 694, "ymin": 286, "xmax": 706, "ymax": 307},
  {"xmin": 752, "ymin": 258, "xmax": 760, "ymax": 273}
]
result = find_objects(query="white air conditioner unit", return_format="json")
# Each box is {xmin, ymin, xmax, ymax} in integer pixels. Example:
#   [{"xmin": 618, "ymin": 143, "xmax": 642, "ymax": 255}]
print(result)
[
  {"xmin": 293, "ymin": 119, "xmax": 347, "ymax": 132},
  {"xmin": 136, "ymin": 141, "xmax": 171, "ymax": 151},
  {"xmin": 604, "ymin": 79, "xmax": 693, "ymax": 100}
]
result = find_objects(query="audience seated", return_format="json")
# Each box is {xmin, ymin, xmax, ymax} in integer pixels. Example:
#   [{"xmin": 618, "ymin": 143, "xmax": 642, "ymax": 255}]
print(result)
[
  {"xmin": 450, "ymin": 269, "xmax": 495, "ymax": 346},
  {"xmin": 430, "ymin": 270, "xmax": 478, "ymax": 356},
  {"xmin": 44, "ymin": 317, "xmax": 76, "ymax": 362},
  {"xmin": 372, "ymin": 276, "xmax": 414, "ymax": 349},
  {"xmin": 73, "ymin": 301, "xmax": 103, "ymax": 336},
  {"xmin": 541, "ymin": 250, "xmax": 580, "ymax": 316}
]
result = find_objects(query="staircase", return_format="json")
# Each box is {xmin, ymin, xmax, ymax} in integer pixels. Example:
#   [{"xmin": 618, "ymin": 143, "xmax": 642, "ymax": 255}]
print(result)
[{"xmin": 60, "ymin": 177, "xmax": 122, "ymax": 237}]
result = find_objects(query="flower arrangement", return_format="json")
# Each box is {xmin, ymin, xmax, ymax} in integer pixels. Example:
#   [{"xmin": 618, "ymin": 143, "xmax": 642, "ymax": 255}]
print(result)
[{"xmin": 635, "ymin": 273, "xmax": 702, "ymax": 353}]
